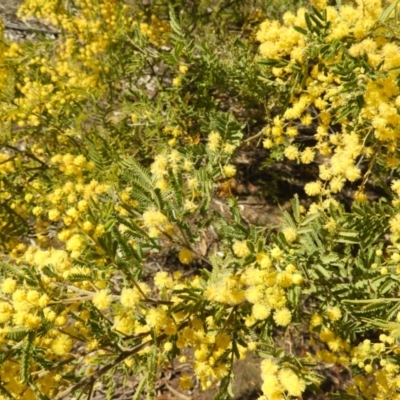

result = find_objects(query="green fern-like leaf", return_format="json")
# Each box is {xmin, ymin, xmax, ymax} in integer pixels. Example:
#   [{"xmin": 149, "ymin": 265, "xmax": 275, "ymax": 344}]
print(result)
[
  {"xmin": 282, "ymin": 210, "xmax": 297, "ymax": 229},
  {"xmin": 6, "ymin": 327, "xmax": 30, "ymax": 342},
  {"xmin": 120, "ymin": 157, "xmax": 153, "ymax": 189},
  {"xmin": 209, "ymin": 111, "xmax": 244, "ymax": 146},
  {"xmin": 112, "ymin": 227, "xmax": 143, "ymax": 265},
  {"xmin": 167, "ymin": 169, "xmax": 183, "ymax": 208},
  {"xmin": 69, "ymin": 273, "xmax": 94, "ymax": 282},
  {"xmin": 86, "ymin": 136, "xmax": 114, "ymax": 172},
  {"xmin": 168, "ymin": 6, "xmax": 185, "ymax": 38},
  {"xmin": 291, "ymin": 194, "xmax": 301, "ymax": 223},
  {"xmin": 21, "ymin": 332, "xmax": 35, "ymax": 384}
]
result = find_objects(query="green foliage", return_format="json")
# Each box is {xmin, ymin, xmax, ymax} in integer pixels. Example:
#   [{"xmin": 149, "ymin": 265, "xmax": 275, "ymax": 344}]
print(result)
[{"xmin": 1, "ymin": 0, "xmax": 400, "ymax": 399}]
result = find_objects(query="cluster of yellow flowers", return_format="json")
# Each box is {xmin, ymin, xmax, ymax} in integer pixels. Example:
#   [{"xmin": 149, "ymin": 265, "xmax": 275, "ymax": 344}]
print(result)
[
  {"xmin": 205, "ymin": 250, "xmax": 303, "ymax": 327},
  {"xmin": 257, "ymin": 0, "xmax": 400, "ymax": 200},
  {"xmin": 388, "ymin": 180, "xmax": 400, "ymax": 247},
  {"xmin": 259, "ymin": 358, "xmax": 306, "ymax": 399},
  {"xmin": 0, "ymin": 155, "xmax": 308, "ymax": 399},
  {"xmin": 0, "ymin": 271, "xmax": 83, "ymax": 398},
  {"xmin": 0, "ymin": 359, "xmax": 61, "ymax": 399},
  {"xmin": 136, "ymin": 13, "xmax": 171, "ymax": 47},
  {"xmin": 0, "ymin": 0, "xmax": 180, "ymax": 262},
  {"xmin": 0, "ymin": 19, "xmax": 9, "ymax": 92},
  {"xmin": 7, "ymin": 163, "xmax": 109, "ymax": 252},
  {"xmin": 1, "ymin": 0, "xmax": 172, "ymax": 139},
  {"xmin": 2, "ymin": 1, "xmax": 123, "ymax": 133},
  {"xmin": 310, "ymin": 311, "xmax": 400, "ymax": 400},
  {"xmin": 0, "ymin": 153, "xmax": 15, "ymax": 176},
  {"xmin": 4, "ymin": 0, "xmax": 400, "ymax": 398},
  {"xmin": 142, "ymin": 130, "xmax": 239, "ymax": 239},
  {"xmin": 0, "ymin": 0, "xmax": 314, "ymax": 398},
  {"xmin": 172, "ymin": 311, "xmax": 239, "ymax": 389}
]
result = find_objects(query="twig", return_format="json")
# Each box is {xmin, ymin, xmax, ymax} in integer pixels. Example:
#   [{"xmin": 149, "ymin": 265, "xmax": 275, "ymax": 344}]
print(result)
[
  {"xmin": 3, "ymin": 21, "xmax": 59, "ymax": 35},
  {"xmin": 359, "ymin": 143, "xmax": 381, "ymax": 193},
  {"xmin": 164, "ymin": 382, "xmax": 192, "ymax": 400},
  {"xmin": 243, "ymin": 130, "xmax": 264, "ymax": 143}
]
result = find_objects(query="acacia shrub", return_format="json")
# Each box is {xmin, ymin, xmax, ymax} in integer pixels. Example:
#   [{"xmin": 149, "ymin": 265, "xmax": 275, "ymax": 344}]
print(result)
[{"xmin": 1, "ymin": 0, "xmax": 400, "ymax": 400}]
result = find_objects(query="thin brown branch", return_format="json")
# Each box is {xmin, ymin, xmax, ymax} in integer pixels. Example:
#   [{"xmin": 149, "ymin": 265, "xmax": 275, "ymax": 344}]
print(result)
[{"xmin": 3, "ymin": 21, "xmax": 59, "ymax": 35}]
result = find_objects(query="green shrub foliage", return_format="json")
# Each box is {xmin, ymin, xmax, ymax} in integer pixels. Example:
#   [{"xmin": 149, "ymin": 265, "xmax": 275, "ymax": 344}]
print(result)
[{"xmin": 2, "ymin": 0, "xmax": 400, "ymax": 399}]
